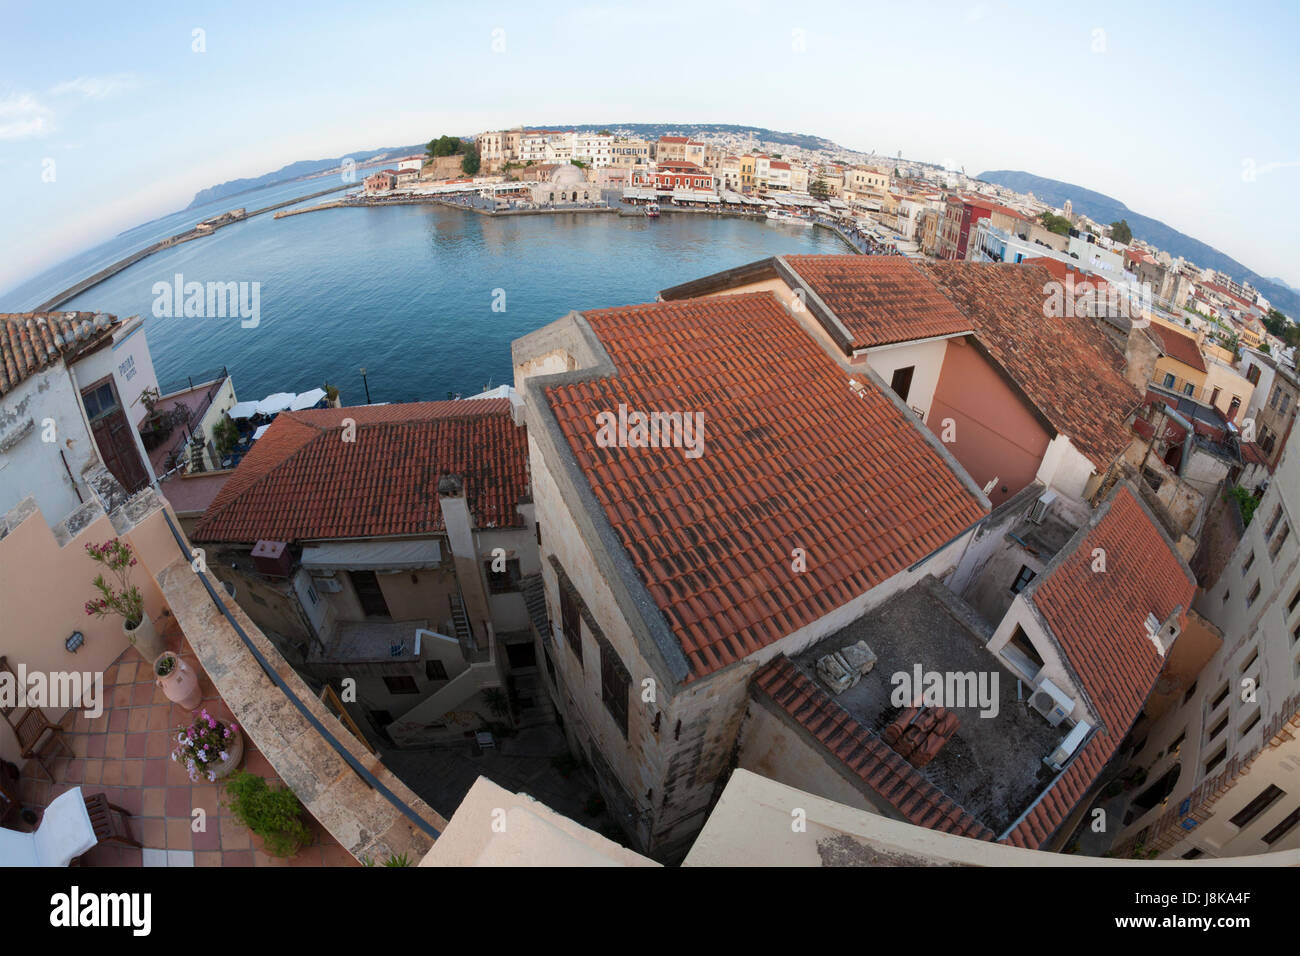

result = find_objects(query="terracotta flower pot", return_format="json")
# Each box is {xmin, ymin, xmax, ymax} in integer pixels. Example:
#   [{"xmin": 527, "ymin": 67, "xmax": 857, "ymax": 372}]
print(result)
[
  {"xmin": 206, "ymin": 729, "xmax": 244, "ymax": 781},
  {"xmin": 125, "ymin": 610, "xmax": 165, "ymax": 662},
  {"xmin": 155, "ymin": 653, "xmax": 203, "ymax": 710}
]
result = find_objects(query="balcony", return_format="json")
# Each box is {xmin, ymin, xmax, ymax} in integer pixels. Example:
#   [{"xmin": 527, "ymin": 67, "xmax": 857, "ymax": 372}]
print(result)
[{"xmin": 9, "ymin": 632, "xmax": 357, "ymax": 867}]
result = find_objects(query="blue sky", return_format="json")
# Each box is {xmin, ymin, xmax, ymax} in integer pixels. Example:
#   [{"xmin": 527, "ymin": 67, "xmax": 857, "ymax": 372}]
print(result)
[{"xmin": 2, "ymin": 0, "xmax": 1298, "ymax": 296}]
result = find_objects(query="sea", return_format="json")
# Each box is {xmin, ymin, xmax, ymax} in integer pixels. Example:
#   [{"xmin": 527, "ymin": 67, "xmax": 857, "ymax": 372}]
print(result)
[{"xmin": 3, "ymin": 180, "xmax": 846, "ymax": 404}]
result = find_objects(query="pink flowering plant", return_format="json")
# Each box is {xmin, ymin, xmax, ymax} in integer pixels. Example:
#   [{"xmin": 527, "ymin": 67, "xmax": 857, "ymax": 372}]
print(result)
[
  {"xmin": 172, "ymin": 708, "xmax": 240, "ymax": 783},
  {"xmin": 83, "ymin": 538, "xmax": 145, "ymax": 630}
]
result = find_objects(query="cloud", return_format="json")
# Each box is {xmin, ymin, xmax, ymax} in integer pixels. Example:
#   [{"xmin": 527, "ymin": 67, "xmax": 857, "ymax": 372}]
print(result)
[
  {"xmin": 50, "ymin": 73, "xmax": 139, "ymax": 100},
  {"xmin": 0, "ymin": 93, "xmax": 52, "ymax": 140}
]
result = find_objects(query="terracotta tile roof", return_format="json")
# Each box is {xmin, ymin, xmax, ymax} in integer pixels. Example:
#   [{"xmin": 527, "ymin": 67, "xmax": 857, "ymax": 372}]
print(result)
[
  {"xmin": 783, "ymin": 255, "xmax": 975, "ymax": 348},
  {"xmin": 1149, "ymin": 323, "xmax": 1207, "ymax": 373},
  {"xmin": 1005, "ymin": 485, "xmax": 1196, "ymax": 847},
  {"xmin": 919, "ymin": 261, "xmax": 1142, "ymax": 468},
  {"xmin": 193, "ymin": 399, "xmax": 528, "ymax": 544},
  {"xmin": 1023, "ymin": 257, "xmax": 1111, "ymax": 292},
  {"xmin": 544, "ymin": 293, "xmax": 986, "ymax": 679},
  {"xmin": 0, "ymin": 311, "xmax": 120, "ymax": 396},
  {"xmin": 752, "ymin": 656, "xmax": 995, "ymax": 840}
]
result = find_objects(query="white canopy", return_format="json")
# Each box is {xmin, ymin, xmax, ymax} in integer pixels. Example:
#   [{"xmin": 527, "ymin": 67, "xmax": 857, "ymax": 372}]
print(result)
[
  {"xmin": 301, "ymin": 540, "xmax": 443, "ymax": 571},
  {"xmin": 290, "ymin": 388, "xmax": 327, "ymax": 410},
  {"xmin": 252, "ymin": 424, "xmax": 271, "ymax": 440},
  {"xmin": 256, "ymin": 392, "xmax": 297, "ymax": 415},
  {"xmin": 227, "ymin": 400, "xmax": 260, "ymax": 420}
]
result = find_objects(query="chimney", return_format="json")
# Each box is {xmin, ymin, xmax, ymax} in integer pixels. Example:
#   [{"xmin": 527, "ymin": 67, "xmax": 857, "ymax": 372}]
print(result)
[{"xmin": 1144, "ymin": 605, "xmax": 1183, "ymax": 656}]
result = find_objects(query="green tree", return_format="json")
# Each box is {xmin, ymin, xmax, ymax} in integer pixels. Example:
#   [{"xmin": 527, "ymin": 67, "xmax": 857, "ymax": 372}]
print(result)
[
  {"xmin": 810, "ymin": 176, "xmax": 831, "ymax": 201},
  {"xmin": 426, "ymin": 135, "xmax": 463, "ymax": 159},
  {"xmin": 598, "ymin": 128, "xmax": 612, "ymax": 136},
  {"xmin": 460, "ymin": 142, "xmax": 481, "ymax": 175},
  {"xmin": 1109, "ymin": 219, "xmax": 1132, "ymax": 243},
  {"xmin": 1040, "ymin": 211, "xmax": 1072, "ymax": 235}
]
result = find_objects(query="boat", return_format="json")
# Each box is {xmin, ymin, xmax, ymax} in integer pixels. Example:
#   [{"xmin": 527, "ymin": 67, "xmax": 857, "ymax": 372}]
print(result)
[
  {"xmin": 766, "ymin": 209, "xmax": 812, "ymax": 226},
  {"xmin": 645, "ymin": 202, "xmax": 660, "ymax": 218}
]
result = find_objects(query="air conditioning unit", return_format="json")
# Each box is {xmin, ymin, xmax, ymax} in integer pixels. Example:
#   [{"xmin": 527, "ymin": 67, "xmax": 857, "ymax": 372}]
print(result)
[
  {"xmin": 1027, "ymin": 490, "xmax": 1059, "ymax": 524},
  {"xmin": 1029, "ymin": 677, "xmax": 1074, "ymax": 726},
  {"xmin": 315, "ymin": 577, "xmax": 342, "ymax": 594},
  {"xmin": 1044, "ymin": 720, "xmax": 1091, "ymax": 772}
]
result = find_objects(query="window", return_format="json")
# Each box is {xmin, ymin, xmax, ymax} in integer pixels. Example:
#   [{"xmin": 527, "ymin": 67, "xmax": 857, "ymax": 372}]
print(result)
[
  {"xmin": 1181, "ymin": 847, "xmax": 1205, "ymax": 859},
  {"xmin": 1240, "ymin": 647, "xmax": 1259, "ymax": 673},
  {"xmin": 1223, "ymin": 587, "xmax": 1231, "ymax": 604},
  {"xmin": 1162, "ymin": 373, "xmax": 1176, "ymax": 388},
  {"xmin": 889, "ymin": 366, "xmax": 915, "ymax": 403},
  {"xmin": 1228, "ymin": 784, "xmax": 1285, "ymax": 829},
  {"xmin": 1208, "ymin": 713, "xmax": 1229, "ymax": 740},
  {"xmin": 81, "ymin": 380, "xmax": 119, "ymax": 421},
  {"xmin": 1239, "ymin": 710, "xmax": 1261, "ymax": 736},
  {"xmin": 1271, "ymin": 523, "xmax": 1290, "ymax": 560},
  {"xmin": 1169, "ymin": 729, "xmax": 1186, "ymax": 753},
  {"xmin": 560, "ymin": 582, "xmax": 583, "ymax": 665},
  {"xmin": 1288, "ymin": 587, "xmax": 1300, "ymax": 618},
  {"xmin": 485, "ymin": 557, "xmax": 522, "ymax": 593},
  {"xmin": 1005, "ymin": 626, "xmax": 1045, "ymax": 673},
  {"xmin": 425, "ymin": 660, "xmax": 448, "ymax": 682},
  {"xmin": 598, "ymin": 635, "xmax": 631, "ymax": 738},
  {"xmin": 1267, "ymin": 506, "xmax": 1284, "ymax": 538},
  {"xmin": 1010, "ymin": 565, "xmax": 1037, "ymax": 594},
  {"xmin": 1183, "ymin": 383, "xmax": 1195, "ymax": 397},
  {"xmin": 1281, "ymin": 392, "xmax": 1292, "ymax": 414},
  {"xmin": 1242, "ymin": 551, "xmax": 1255, "ymax": 575},
  {"xmin": 1262, "ymin": 806, "xmax": 1300, "ymax": 845},
  {"xmin": 1204, "ymin": 746, "xmax": 1227, "ymax": 775},
  {"xmin": 1182, "ymin": 680, "xmax": 1198, "ymax": 704},
  {"xmin": 1246, "ymin": 581, "xmax": 1261, "ymax": 607},
  {"xmin": 1211, "ymin": 683, "xmax": 1230, "ymax": 709},
  {"xmin": 383, "ymin": 675, "xmax": 420, "ymax": 695}
]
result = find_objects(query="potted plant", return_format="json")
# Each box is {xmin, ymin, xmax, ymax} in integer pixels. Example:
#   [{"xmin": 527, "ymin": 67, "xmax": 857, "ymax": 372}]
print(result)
[
  {"xmin": 224, "ymin": 770, "xmax": 311, "ymax": 858},
  {"xmin": 84, "ymin": 538, "xmax": 164, "ymax": 660},
  {"xmin": 172, "ymin": 709, "xmax": 243, "ymax": 782},
  {"xmin": 154, "ymin": 651, "xmax": 203, "ymax": 710}
]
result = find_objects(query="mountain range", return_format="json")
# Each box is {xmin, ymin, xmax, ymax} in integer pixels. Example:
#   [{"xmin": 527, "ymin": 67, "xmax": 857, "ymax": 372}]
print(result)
[
  {"xmin": 185, "ymin": 144, "xmax": 425, "ymax": 209},
  {"xmin": 977, "ymin": 170, "xmax": 1295, "ymax": 317}
]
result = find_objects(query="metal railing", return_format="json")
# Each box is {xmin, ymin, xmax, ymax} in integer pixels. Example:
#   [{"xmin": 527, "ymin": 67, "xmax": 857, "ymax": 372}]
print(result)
[{"xmin": 158, "ymin": 366, "xmax": 228, "ymax": 398}]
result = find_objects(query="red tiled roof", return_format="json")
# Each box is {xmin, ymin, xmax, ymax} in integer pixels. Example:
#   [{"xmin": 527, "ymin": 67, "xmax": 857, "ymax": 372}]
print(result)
[
  {"xmin": 752, "ymin": 657, "xmax": 995, "ymax": 840},
  {"xmin": 1240, "ymin": 440, "xmax": 1270, "ymax": 467},
  {"xmin": 193, "ymin": 400, "xmax": 529, "ymax": 543},
  {"xmin": 545, "ymin": 293, "xmax": 987, "ymax": 679},
  {"xmin": 0, "ymin": 312, "xmax": 120, "ymax": 396},
  {"xmin": 920, "ymin": 261, "xmax": 1142, "ymax": 469},
  {"xmin": 783, "ymin": 256, "xmax": 975, "ymax": 348},
  {"xmin": 658, "ymin": 136, "xmax": 689, "ymax": 143},
  {"xmin": 1006, "ymin": 485, "xmax": 1196, "ymax": 847},
  {"xmin": 1150, "ymin": 323, "xmax": 1207, "ymax": 373},
  {"xmin": 1022, "ymin": 257, "xmax": 1111, "ymax": 292}
]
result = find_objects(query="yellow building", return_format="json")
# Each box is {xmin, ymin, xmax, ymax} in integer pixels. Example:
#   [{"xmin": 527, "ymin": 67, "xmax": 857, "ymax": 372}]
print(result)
[{"xmin": 1149, "ymin": 319, "xmax": 1209, "ymax": 401}]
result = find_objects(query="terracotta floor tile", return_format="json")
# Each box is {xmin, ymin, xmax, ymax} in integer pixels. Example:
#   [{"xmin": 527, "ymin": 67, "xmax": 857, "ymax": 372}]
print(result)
[
  {"xmin": 139, "ymin": 817, "xmax": 166, "ymax": 848},
  {"xmin": 148, "ymin": 706, "xmax": 172, "ymax": 731},
  {"xmin": 221, "ymin": 849, "xmax": 254, "ymax": 867},
  {"xmin": 82, "ymin": 759, "xmax": 103, "ymax": 785},
  {"xmin": 143, "ymin": 759, "xmax": 166, "ymax": 787},
  {"xmin": 147, "ymin": 732, "xmax": 171, "ymax": 758},
  {"xmin": 125, "ymin": 734, "xmax": 147, "ymax": 759},
  {"xmin": 108, "ymin": 709, "xmax": 129, "ymax": 733},
  {"xmin": 132, "ymin": 683, "xmax": 155, "ymax": 707},
  {"xmin": 253, "ymin": 849, "xmax": 291, "ymax": 867},
  {"xmin": 127, "ymin": 709, "xmax": 150, "ymax": 734},
  {"xmin": 194, "ymin": 850, "xmax": 223, "ymax": 867},
  {"xmin": 100, "ymin": 761, "xmax": 123, "ymax": 786},
  {"xmin": 192, "ymin": 822, "xmax": 221, "ymax": 851},
  {"xmin": 165, "ymin": 787, "xmax": 193, "ymax": 817},
  {"xmin": 122, "ymin": 761, "xmax": 146, "ymax": 787},
  {"xmin": 219, "ymin": 817, "xmax": 252, "ymax": 850},
  {"xmin": 111, "ymin": 685, "xmax": 132, "ymax": 709},
  {"xmin": 117, "ymin": 661, "xmax": 139, "ymax": 683},
  {"xmin": 165, "ymin": 757, "xmax": 192, "ymax": 785},
  {"xmin": 104, "ymin": 733, "xmax": 126, "ymax": 760},
  {"xmin": 165, "ymin": 818, "xmax": 193, "ymax": 850},
  {"xmin": 86, "ymin": 734, "xmax": 107, "ymax": 758},
  {"xmin": 117, "ymin": 788, "xmax": 144, "ymax": 816},
  {"xmin": 64, "ymin": 760, "xmax": 85, "ymax": 784},
  {"xmin": 142, "ymin": 788, "xmax": 166, "ymax": 818}
]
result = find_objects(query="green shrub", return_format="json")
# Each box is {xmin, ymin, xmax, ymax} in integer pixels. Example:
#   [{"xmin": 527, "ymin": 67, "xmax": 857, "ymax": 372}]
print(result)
[
  {"xmin": 1227, "ymin": 485, "xmax": 1260, "ymax": 526},
  {"xmin": 224, "ymin": 771, "xmax": 310, "ymax": 857}
]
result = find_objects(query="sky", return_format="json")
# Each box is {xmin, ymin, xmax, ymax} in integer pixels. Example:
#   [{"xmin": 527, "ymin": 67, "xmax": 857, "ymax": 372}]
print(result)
[{"xmin": 2, "ymin": 0, "xmax": 1298, "ymax": 296}]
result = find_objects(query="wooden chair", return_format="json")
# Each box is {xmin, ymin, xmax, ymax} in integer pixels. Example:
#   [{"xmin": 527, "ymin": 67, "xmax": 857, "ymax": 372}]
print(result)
[
  {"xmin": 83, "ymin": 792, "xmax": 140, "ymax": 849},
  {"xmin": 0, "ymin": 657, "xmax": 74, "ymax": 781}
]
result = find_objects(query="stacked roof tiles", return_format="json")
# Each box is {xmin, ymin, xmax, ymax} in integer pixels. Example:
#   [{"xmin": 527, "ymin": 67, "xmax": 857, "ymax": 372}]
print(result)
[
  {"xmin": 782, "ymin": 255, "xmax": 975, "ymax": 348},
  {"xmin": 193, "ymin": 399, "xmax": 529, "ymax": 543},
  {"xmin": 544, "ymin": 292, "xmax": 987, "ymax": 678},
  {"xmin": 1149, "ymin": 322, "xmax": 1208, "ymax": 373},
  {"xmin": 0, "ymin": 311, "xmax": 119, "ymax": 396}
]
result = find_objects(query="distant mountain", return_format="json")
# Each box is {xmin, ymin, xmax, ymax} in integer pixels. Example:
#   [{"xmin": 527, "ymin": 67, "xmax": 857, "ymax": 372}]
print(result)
[
  {"xmin": 537, "ymin": 122, "xmax": 846, "ymax": 155},
  {"xmin": 186, "ymin": 144, "xmax": 426, "ymax": 209},
  {"xmin": 977, "ymin": 170, "xmax": 1297, "ymax": 317}
]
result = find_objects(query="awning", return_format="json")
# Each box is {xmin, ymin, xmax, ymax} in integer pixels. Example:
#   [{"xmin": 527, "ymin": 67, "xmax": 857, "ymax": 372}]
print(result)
[
  {"xmin": 301, "ymin": 539, "xmax": 443, "ymax": 572},
  {"xmin": 252, "ymin": 424, "xmax": 270, "ymax": 440},
  {"xmin": 290, "ymin": 388, "xmax": 327, "ymax": 411},
  {"xmin": 227, "ymin": 400, "xmax": 259, "ymax": 420},
  {"xmin": 256, "ymin": 392, "xmax": 297, "ymax": 415}
]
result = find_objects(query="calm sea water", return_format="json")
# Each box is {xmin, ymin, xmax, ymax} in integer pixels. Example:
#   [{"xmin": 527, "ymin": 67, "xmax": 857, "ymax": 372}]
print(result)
[{"xmin": 8, "ymin": 184, "xmax": 846, "ymax": 404}]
